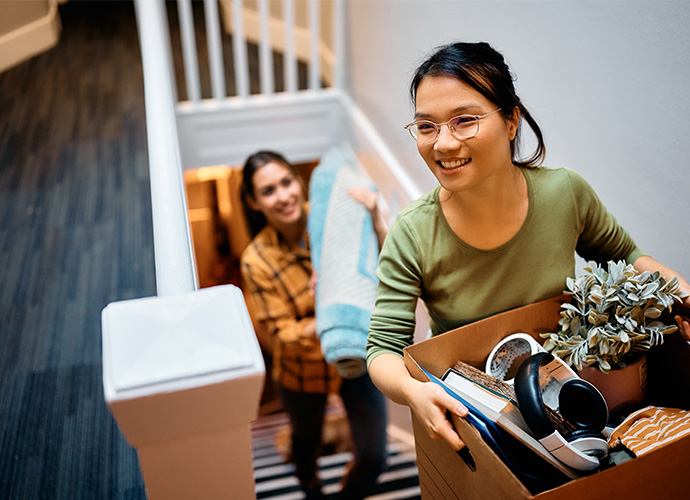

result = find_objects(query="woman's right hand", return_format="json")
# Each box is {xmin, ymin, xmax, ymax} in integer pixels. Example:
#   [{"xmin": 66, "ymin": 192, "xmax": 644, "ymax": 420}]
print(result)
[
  {"xmin": 404, "ymin": 377, "xmax": 469, "ymax": 450},
  {"xmin": 368, "ymin": 353, "xmax": 468, "ymax": 450}
]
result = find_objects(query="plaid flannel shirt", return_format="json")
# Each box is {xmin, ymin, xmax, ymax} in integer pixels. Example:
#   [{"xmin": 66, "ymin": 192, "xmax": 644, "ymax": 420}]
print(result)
[{"xmin": 240, "ymin": 224, "xmax": 340, "ymax": 394}]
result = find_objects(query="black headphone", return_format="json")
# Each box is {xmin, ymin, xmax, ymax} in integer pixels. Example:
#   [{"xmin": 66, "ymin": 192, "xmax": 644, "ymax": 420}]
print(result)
[{"xmin": 514, "ymin": 352, "xmax": 609, "ymax": 471}]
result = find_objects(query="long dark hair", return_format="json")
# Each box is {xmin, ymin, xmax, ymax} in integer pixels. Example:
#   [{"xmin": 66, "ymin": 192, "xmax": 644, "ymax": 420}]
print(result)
[
  {"xmin": 240, "ymin": 150, "xmax": 299, "ymax": 237},
  {"xmin": 410, "ymin": 41, "xmax": 545, "ymax": 168}
]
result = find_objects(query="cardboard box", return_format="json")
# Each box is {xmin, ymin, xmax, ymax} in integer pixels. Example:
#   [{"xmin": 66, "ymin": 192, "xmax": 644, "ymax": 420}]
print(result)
[{"xmin": 404, "ymin": 295, "xmax": 690, "ymax": 499}]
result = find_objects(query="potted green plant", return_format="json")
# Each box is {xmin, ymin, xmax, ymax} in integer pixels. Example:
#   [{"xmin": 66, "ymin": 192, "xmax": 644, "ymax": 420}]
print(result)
[
  {"xmin": 542, "ymin": 260, "xmax": 687, "ymax": 373},
  {"xmin": 541, "ymin": 260, "xmax": 688, "ymax": 414}
]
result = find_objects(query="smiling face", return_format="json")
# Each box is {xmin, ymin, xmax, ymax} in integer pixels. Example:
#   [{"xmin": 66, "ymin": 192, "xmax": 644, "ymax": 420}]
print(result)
[
  {"xmin": 247, "ymin": 161, "xmax": 305, "ymax": 232},
  {"xmin": 414, "ymin": 75, "xmax": 519, "ymax": 195}
]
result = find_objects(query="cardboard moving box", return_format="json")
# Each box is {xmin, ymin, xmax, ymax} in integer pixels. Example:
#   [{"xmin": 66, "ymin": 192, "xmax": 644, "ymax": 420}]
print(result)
[{"xmin": 404, "ymin": 295, "xmax": 690, "ymax": 499}]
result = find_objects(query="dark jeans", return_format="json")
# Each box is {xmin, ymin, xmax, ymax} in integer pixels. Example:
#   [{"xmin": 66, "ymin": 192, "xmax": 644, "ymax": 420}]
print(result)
[{"xmin": 278, "ymin": 372, "xmax": 388, "ymax": 499}]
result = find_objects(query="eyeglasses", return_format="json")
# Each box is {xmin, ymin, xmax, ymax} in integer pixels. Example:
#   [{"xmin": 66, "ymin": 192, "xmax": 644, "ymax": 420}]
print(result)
[{"xmin": 404, "ymin": 108, "xmax": 502, "ymax": 143}]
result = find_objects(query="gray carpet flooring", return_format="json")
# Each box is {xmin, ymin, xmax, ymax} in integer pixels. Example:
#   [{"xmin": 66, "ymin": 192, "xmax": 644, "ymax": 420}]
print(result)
[{"xmin": 0, "ymin": 2, "xmax": 152, "ymax": 498}]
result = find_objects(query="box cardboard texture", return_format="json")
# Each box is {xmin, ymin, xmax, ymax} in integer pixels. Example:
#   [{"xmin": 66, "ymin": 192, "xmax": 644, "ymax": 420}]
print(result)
[{"xmin": 404, "ymin": 295, "xmax": 690, "ymax": 499}]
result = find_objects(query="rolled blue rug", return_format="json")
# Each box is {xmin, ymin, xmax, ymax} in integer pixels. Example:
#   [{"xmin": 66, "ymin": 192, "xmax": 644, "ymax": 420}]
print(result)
[{"xmin": 308, "ymin": 147, "xmax": 380, "ymax": 378}]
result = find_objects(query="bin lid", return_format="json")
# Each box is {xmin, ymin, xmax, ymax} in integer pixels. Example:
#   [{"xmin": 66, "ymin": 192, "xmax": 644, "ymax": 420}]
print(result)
[{"xmin": 102, "ymin": 285, "xmax": 263, "ymax": 402}]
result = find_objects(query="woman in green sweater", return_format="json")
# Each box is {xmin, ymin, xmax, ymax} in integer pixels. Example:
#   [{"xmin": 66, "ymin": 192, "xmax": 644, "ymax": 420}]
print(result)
[{"xmin": 366, "ymin": 41, "xmax": 690, "ymax": 450}]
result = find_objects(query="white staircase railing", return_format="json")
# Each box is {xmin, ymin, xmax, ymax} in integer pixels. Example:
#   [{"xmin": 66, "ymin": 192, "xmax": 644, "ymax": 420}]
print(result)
[
  {"xmin": 173, "ymin": 0, "xmax": 347, "ymax": 169},
  {"xmin": 133, "ymin": 0, "xmax": 197, "ymax": 296},
  {"xmin": 175, "ymin": 0, "xmax": 344, "ymax": 103}
]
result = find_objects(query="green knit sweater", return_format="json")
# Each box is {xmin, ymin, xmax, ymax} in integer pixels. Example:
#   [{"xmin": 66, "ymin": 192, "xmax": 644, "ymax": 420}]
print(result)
[{"xmin": 366, "ymin": 166, "xmax": 645, "ymax": 364}]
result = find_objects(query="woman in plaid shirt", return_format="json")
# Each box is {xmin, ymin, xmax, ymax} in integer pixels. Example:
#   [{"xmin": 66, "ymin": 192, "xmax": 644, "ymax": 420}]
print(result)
[{"xmin": 240, "ymin": 151, "xmax": 388, "ymax": 500}]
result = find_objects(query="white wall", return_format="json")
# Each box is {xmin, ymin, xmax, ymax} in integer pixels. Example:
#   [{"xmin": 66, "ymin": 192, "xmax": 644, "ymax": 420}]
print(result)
[{"xmin": 345, "ymin": 0, "xmax": 690, "ymax": 279}]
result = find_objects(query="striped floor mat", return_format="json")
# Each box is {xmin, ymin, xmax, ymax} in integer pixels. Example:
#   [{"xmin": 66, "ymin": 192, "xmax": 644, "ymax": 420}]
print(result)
[{"xmin": 252, "ymin": 412, "xmax": 422, "ymax": 499}]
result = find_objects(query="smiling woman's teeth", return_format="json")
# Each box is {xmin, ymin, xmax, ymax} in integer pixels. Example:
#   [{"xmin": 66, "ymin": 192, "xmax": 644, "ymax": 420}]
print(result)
[{"xmin": 440, "ymin": 159, "xmax": 469, "ymax": 169}]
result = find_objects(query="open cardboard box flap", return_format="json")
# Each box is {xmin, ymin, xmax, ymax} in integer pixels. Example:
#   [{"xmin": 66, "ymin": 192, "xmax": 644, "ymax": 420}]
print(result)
[{"xmin": 403, "ymin": 294, "xmax": 690, "ymax": 499}]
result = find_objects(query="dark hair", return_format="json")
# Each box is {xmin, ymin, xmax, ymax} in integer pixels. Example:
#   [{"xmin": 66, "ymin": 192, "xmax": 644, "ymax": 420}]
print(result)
[
  {"xmin": 410, "ymin": 41, "xmax": 545, "ymax": 168},
  {"xmin": 240, "ymin": 150, "xmax": 299, "ymax": 237}
]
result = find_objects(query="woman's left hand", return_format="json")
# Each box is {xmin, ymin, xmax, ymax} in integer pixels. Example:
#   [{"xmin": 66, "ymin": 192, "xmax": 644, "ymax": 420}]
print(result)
[
  {"xmin": 348, "ymin": 187, "xmax": 379, "ymax": 213},
  {"xmin": 676, "ymin": 293, "xmax": 690, "ymax": 342},
  {"xmin": 348, "ymin": 187, "xmax": 388, "ymax": 249},
  {"xmin": 632, "ymin": 256, "xmax": 690, "ymax": 342}
]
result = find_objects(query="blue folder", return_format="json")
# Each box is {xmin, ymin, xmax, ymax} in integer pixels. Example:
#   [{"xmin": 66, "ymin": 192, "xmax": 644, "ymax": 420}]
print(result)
[{"xmin": 420, "ymin": 366, "xmax": 561, "ymax": 492}]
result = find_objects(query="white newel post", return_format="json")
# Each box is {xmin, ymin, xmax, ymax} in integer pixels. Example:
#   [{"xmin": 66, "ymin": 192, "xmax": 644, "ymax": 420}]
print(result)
[{"xmin": 102, "ymin": 285, "xmax": 265, "ymax": 499}]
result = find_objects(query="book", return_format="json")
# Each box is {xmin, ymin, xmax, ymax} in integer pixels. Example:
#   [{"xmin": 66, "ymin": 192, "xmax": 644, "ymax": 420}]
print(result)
[
  {"xmin": 438, "ymin": 364, "xmax": 581, "ymax": 480},
  {"xmin": 419, "ymin": 365, "xmax": 576, "ymax": 492}
]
